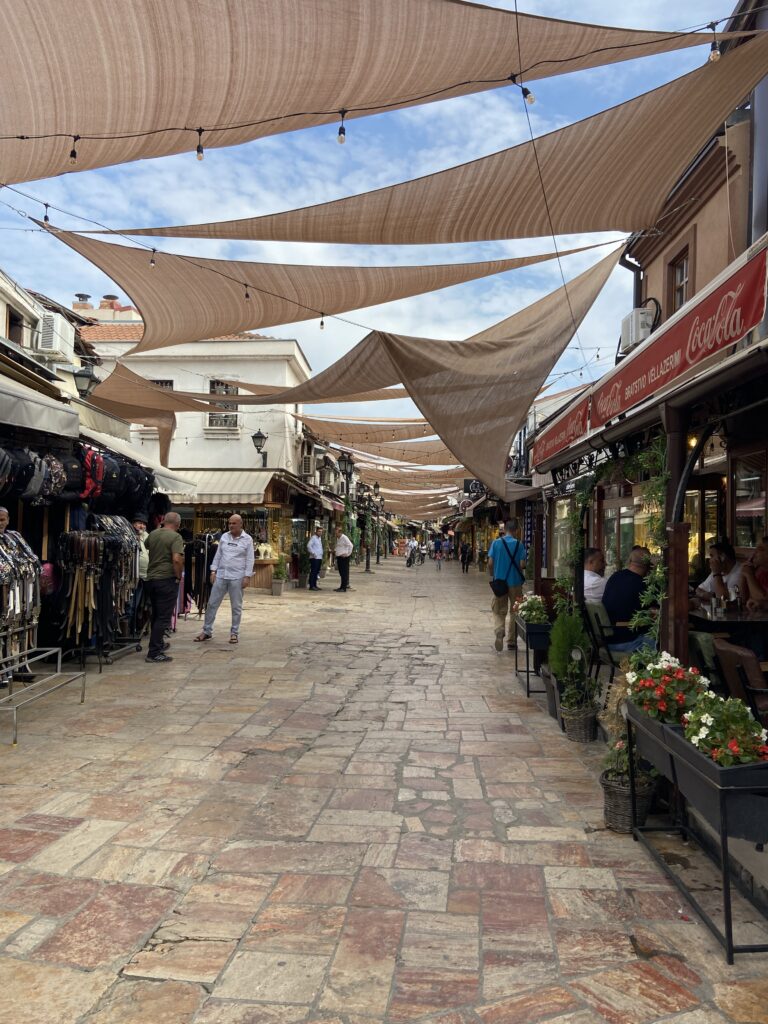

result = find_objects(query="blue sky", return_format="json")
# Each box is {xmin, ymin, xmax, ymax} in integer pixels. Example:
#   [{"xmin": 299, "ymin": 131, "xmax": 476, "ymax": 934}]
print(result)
[{"xmin": 0, "ymin": 0, "xmax": 730, "ymax": 420}]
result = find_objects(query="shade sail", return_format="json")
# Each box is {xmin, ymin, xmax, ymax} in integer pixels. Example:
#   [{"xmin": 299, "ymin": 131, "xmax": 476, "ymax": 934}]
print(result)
[
  {"xmin": 302, "ymin": 416, "xmax": 434, "ymax": 443},
  {"xmin": 88, "ymin": 396, "xmax": 177, "ymax": 466},
  {"xmin": 2, "ymin": 0, "xmax": 743, "ymax": 186},
  {"xmin": 92, "ymin": 364, "xmax": 220, "ymax": 413},
  {"xmin": 239, "ymin": 247, "xmax": 620, "ymax": 492},
  {"xmin": 234, "ymin": 381, "xmax": 410, "ymax": 403},
  {"xmin": 116, "ymin": 36, "xmax": 768, "ymax": 244},
  {"xmin": 47, "ymin": 230, "xmax": 598, "ymax": 353},
  {"xmin": 345, "ymin": 439, "xmax": 459, "ymax": 463}
]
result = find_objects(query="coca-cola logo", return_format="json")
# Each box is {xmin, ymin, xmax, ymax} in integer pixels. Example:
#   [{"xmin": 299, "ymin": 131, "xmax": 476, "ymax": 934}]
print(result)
[
  {"xmin": 686, "ymin": 285, "xmax": 744, "ymax": 364},
  {"xmin": 595, "ymin": 381, "xmax": 622, "ymax": 420}
]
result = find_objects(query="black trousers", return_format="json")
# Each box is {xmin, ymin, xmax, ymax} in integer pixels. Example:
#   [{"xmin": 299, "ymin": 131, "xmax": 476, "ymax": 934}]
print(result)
[
  {"xmin": 336, "ymin": 556, "xmax": 350, "ymax": 590},
  {"xmin": 146, "ymin": 577, "xmax": 179, "ymax": 656},
  {"xmin": 309, "ymin": 558, "xmax": 322, "ymax": 588}
]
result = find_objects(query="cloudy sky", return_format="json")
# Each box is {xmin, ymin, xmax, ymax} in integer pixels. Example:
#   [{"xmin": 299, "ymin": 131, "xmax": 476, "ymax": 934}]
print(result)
[{"xmin": 0, "ymin": 0, "xmax": 729, "ymax": 420}]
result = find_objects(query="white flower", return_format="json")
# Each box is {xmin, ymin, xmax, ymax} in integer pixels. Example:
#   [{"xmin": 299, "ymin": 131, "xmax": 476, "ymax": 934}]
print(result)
[
  {"xmin": 701, "ymin": 714, "xmax": 714, "ymax": 727},
  {"xmin": 761, "ymin": 729, "xmax": 767, "ymax": 742},
  {"xmin": 691, "ymin": 735, "xmax": 700, "ymax": 746},
  {"xmin": 697, "ymin": 727, "xmax": 709, "ymax": 740},
  {"xmin": 625, "ymin": 672, "xmax": 637, "ymax": 685}
]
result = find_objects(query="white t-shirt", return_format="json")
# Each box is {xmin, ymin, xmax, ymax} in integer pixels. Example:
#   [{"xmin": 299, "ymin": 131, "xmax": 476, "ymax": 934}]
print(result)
[
  {"xmin": 698, "ymin": 563, "xmax": 741, "ymax": 595},
  {"xmin": 584, "ymin": 569, "xmax": 607, "ymax": 602}
]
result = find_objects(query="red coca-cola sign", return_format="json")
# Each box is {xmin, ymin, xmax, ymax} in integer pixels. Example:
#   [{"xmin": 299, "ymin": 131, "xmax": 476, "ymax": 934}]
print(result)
[
  {"xmin": 591, "ymin": 249, "xmax": 767, "ymax": 430},
  {"xmin": 533, "ymin": 396, "xmax": 590, "ymax": 467}
]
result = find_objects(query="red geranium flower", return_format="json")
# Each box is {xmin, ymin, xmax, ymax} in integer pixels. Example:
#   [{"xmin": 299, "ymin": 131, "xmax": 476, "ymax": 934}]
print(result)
[
  {"xmin": 711, "ymin": 747, "xmax": 722, "ymax": 760},
  {"xmin": 727, "ymin": 739, "xmax": 741, "ymax": 756},
  {"xmin": 657, "ymin": 700, "xmax": 667, "ymax": 712},
  {"xmin": 675, "ymin": 692, "xmax": 685, "ymax": 704},
  {"xmin": 675, "ymin": 669, "xmax": 686, "ymax": 680}
]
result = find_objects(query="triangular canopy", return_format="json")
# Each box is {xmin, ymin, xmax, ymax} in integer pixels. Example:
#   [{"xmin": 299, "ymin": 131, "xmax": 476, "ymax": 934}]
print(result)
[
  {"xmin": 114, "ymin": 36, "xmax": 768, "ymax": 244},
  {"xmin": 47, "ymin": 230, "xmax": 599, "ymax": 353},
  {"xmin": 1, "ymin": 0, "xmax": 741, "ymax": 185},
  {"xmin": 301, "ymin": 416, "xmax": 435, "ymax": 444}
]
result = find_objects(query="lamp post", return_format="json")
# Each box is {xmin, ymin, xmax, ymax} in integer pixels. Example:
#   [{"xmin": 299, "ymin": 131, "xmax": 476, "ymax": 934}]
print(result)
[
  {"xmin": 336, "ymin": 452, "xmax": 354, "ymax": 535},
  {"xmin": 358, "ymin": 482, "xmax": 372, "ymax": 573},
  {"xmin": 376, "ymin": 494, "xmax": 385, "ymax": 564}
]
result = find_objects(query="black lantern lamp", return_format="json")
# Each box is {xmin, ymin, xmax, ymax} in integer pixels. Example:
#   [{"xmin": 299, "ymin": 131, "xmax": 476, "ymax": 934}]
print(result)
[
  {"xmin": 373, "ymin": 481, "xmax": 380, "ymax": 498},
  {"xmin": 72, "ymin": 363, "xmax": 98, "ymax": 398},
  {"xmin": 251, "ymin": 428, "xmax": 268, "ymax": 453},
  {"xmin": 337, "ymin": 451, "xmax": 354, "ymax": 481}
]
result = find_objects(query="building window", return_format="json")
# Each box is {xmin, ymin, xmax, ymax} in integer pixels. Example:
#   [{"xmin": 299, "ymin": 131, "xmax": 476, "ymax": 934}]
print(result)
[
  {"xmin": 207, "ymin": 379, "xmax": 239, "ymax": 429},
  {"xmin": 671, "ymin": 250, "xmax": 689, "ymax": 312},
  {"xmin": 151, "ymin": 379, "xmax": 174, "ymax": 390}
]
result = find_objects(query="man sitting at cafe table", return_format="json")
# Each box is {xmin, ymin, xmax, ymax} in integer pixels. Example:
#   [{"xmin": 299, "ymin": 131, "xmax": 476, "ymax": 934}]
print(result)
[
  {"xmin": 694, "ymin": 541, "xmax": 741, "ymax": 604},
  {"xmin": 601, "ymin": 545, "xmax": 655, "ymax": 653},
  {"xmin": 740, "ymin": 535, "xmax": 768, "ymax": 611}
]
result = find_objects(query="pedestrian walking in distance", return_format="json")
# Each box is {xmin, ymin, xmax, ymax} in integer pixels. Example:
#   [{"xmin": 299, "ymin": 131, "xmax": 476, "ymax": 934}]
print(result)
[
  {"xmin": 145, "ymin": 511, "xmax": 184, "ymax": 663},
  {"xmin": 488, "ymin": 518, "xmax": 527, "ymax": 652},
  {"xmin": 307, "ymin": 525, "xmax": 324, "ymax": 590},
  {"xmin": 195, "ymin": 514, "xmax": 254, "ymax": 645},
  {"xmin": 433, "ymin": 534, "xmax": 443, "ymax": 571},
  {"xmin": 334, "ymin": 526, "xmax": 353, "ymax": 592},
  {"xmin": 460, "ymin": 540, "xmax": 471, "ymax": 574}
]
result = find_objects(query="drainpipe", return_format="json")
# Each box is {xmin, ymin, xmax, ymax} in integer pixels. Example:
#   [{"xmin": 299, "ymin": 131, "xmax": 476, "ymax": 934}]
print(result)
[{"xmin": 619, "ymin": 251, "xmax": 643, "ymax": 309}]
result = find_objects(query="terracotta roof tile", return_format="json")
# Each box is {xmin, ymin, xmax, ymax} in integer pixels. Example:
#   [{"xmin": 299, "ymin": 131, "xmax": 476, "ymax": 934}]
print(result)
[{"xmin": 80, "ymin": 325, "xmax": 272, "ymax": 342}]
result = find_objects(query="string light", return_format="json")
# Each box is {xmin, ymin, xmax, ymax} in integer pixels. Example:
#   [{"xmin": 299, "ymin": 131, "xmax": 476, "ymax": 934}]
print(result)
[
  {"xmin": 149, "ymin": 248, "xmax": 156, "ymax": 268},
  {"xmin": 337, "ymin": 108, "xmax": 347, "ymax": 145},
  {"xmin": 522, "ymin": 87, "xmax": 535, "ymax": 105},
  {"xmin": 69, "ymin": 135, "xmax": 79, "ymax": 165},
  {"xmin": 244, "ymin": 283, "xmax": 251, "ymax": 301},
  {"xmin": 195, "ymin": 127, "xmax": 204, "ymax": 161},
  {"xmin": 708, "ymin": 22, "xmax": 721, "ymax": 62},
  {"xmin": 320, "ymin": 313, "xmax": 325, "ymax": 330},
  {"xmin": 43, "ymin": 203, "xmax": 49, "ymax": 224}
]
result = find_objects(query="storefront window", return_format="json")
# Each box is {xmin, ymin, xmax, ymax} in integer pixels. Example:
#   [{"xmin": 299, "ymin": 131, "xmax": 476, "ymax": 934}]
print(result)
[
  {"xmin": 734, "ymin": 452, "xmax": 766, "ymax": 547},
  {"xmin": 620, "ymin": 504, "xmax": 636, "ymax": 561},
  {"xmin": 552, "ymin": 498, "xmax": 573, "ymax": 579},
  {"xmin": 704, "ymin": 488, "xmax": 718, "ymax": 551},
  {"xmin": 602, "ymin": 507, "xmax": 618, "ymax": 576},
  {"xmin": 683, "ymin": 492, "xmax": 700, "ymax": 577}
]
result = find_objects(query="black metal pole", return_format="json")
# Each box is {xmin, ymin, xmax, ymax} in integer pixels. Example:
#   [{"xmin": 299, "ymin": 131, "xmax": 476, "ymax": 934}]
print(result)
[
  {"xmin": 365, "ymin": 498, "xmax": 372, "ymax": 572},
  {"xmin": 376, "ymin": 508, "xmax": 381, "ymax": 564}
]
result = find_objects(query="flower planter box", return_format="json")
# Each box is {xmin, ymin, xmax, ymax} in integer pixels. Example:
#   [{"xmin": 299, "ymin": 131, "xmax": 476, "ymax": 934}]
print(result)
[
  {"xmin": 515, "ymin": 617, "xmax": 551, "ymax": 651},
  {"xmin": 626, "ymin": 701, "xmax": 677, "ymax": 780},
  {"xmin": 664, "ymin": 727, "xmax": 768, "ymax": 844}
]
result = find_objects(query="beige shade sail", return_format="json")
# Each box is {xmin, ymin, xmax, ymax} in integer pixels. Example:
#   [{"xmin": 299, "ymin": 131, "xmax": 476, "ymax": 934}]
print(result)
[
  {"xmin": 358, "ymin": 468, "xmax": 469, "ymax": 486},
  {"xmin": 2, "ymin": 0, "xmax": 744, "ymax": 186},
  {"xmin": 344, "ymin": 439, "xmax": 459, "ymax": 463},
  {"xmin": 116, "ymin": 36, "xmax": 768, "ymax": 244},
  {"xmin": 233, "ymin": 381, "xmax": 410, "ymax": 403},
  {"xmin": 91, "ymin": 364, "xmax": 223, "ymax": 413},
  {"xmin": 47, "ymin": 229, "xmax": 599, "ymax": 353},
  {"xmin": 88, "ymin": 396, "xmax": 177, "ymax": 466},
  {"xmin": 299, "ymin": 415, "xmax": 434, "ymax": 444}
]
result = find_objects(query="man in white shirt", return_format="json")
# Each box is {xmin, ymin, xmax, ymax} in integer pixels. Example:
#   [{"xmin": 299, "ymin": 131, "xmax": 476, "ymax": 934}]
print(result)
[
  {"xmin": 195, "ymin": 514, "xmax": 254, "ymax": 644},
  {"xmin": 695, "ymin": 541, "xmax": 741, "ymax": 603},
  {"xmin": 307, "ymin": 526, "xmax": 324, "ymax": 591},
  {"xmin": 334, "ymin": 526, "xmax": 354, "ymax": 592},
  {"xmin": 584, "ymin": 547, "xmax": 607, "ymax": 602}
]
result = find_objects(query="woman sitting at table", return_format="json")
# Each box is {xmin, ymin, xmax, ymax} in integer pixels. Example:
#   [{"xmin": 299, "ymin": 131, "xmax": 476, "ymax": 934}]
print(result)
[
  {"xmin": 740, "ymin": 535, "xmax": 768, "ymax": 611},
  {"xmin": 695, "ymin": 541, "xmax": 741, "ymax": 603}
]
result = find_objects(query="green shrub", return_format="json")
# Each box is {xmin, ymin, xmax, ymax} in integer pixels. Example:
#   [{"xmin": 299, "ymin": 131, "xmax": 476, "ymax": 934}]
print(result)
[{"xmin": 272, "ymin": 555, "xmax": 289, "ymax": 581}]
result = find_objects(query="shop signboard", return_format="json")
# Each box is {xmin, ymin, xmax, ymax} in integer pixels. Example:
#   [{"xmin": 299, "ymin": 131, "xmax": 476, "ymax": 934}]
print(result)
[
  {"xmin": 532, "ymin": 396, "xmax": 590, "ymax": 468},
  {"xmin": 591, "ymin": 248, "xmax": 767, "ymax": 430}
]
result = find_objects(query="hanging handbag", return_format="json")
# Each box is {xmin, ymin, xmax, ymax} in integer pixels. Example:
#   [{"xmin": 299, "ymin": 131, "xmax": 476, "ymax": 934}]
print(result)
[{"xmin": 489, "ymin": 538, "xmax": 521, "ymax": 597}]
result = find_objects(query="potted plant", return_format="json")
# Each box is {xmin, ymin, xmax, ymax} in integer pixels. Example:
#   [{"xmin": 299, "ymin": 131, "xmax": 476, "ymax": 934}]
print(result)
[
  {"xmin": 298, "ymin": 547, "xmax": 311, "ymax": 589},
  {"xmin": 625, "ymin": 653, "xmax": 708, "ymax": 776},
  {"xmin": 271, "ymin": 555, "xmax": 288, "ymax": 596},
  {"xmin": 513, "ymin": 594, "xmax": 551, "ymax": 650},
  {"xmin": 550, "ymin": 612, "xmax": 596, "ymax": 741},
  {"xmin": 667, "ymin": 692, "xmax": 768, "ymax": 843},
  {"xmin": 600, "ymin": 733, "xmax": 657, "ymax": 832}
]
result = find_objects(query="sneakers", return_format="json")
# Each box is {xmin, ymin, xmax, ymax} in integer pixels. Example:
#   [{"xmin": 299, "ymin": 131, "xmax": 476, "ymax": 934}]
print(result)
[
  {"xmin": 145, "ymin": 653, "xmax": 173, "ymax": 663},
  {"xmin": 334, "ymin": 587, "xmax": 347, "ymax": 592},
  {"xmin": 494, "ymin": 633, "xmax": 504, "ymax": 652}
]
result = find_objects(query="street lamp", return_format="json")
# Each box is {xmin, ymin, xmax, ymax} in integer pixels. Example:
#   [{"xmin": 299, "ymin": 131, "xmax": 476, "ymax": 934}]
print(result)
[
  {"xmin": 356, "ymin": 482, "xmax": 373, "ymax": 573},
  {"xmin": 373, "ymin": 481, "xmax": 380, "ymax": 498},
  {"xmin": 72, "ymin": 363, "xmax": 98, "ymax": 398},
  {"xmin": 251, "ymin": 428, "xmax": 269, "ymax": 466}
]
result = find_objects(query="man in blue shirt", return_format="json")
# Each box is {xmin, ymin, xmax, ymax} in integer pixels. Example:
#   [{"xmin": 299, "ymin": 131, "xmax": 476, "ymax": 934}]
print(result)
[
  {"xmin": 488, "ymin": 519, "xmax": 526, "ymax": 652},
  {"xmin": 195, "ymin": 514, "xmax": 254, "ymax": 644},
  {"xmin": 601, "ymin": 545, "xmax": 655, "ymax": 653}
]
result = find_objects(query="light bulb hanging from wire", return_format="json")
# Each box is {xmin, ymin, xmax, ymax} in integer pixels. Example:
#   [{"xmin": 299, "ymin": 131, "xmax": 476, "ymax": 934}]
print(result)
[
  {"xmin": 708, "ymin": 22, "xmax": 721, "ymax": 62},
  {"xmin": 319, "ymin": 313, "xmax": 325, "ymax": 330},
  {"xmin": 195, "ymin": 127, "xmax": 205, "ymax": 160},
  {"xmin": 337, "ymin": 108, "xmax": 347, "ymax": 145},
  {"xmin": 244, "ymin": 284, "xmax": 251, "ymax": 301},
  {"xmin": 43, "ymin": 203, "xmax": 50, "ymax": 224},
  {"xmin": 522, "ymin": 87, "xmax": 535, "ymax": 105},
  {"xmin": 69, "ymin": 135, "xmax": 80, "ymax": 165},
  {"xmin": 149, "ymin": 248, "xmax": 156, "ymax": 268}
]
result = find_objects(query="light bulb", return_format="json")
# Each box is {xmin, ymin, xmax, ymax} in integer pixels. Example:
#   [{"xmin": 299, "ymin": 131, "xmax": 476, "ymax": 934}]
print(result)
[
  {"xmin": 709, "ymin": 41, "xmax": 721, "ymax": 62},
  {"xmin": 244, "ymin": 285, "xmax": 251, "ymax": 301},
  {"xmin": 43, "ymin": 205, "xmax": 50, "ymax": 224},
  {"xmin": 523, "ymin": 88, "xmax": 535, "ymax": 105},
  {"xmin": 69, "ymin": 136, "xmax": 79, "ymax": 165},
  {"xmin": 319, "ymin": 314, "xmax": 325, "ymax": 330},
  {"xmin": 195, "ymin": 128, "xmax": 204, "ymax": 160},
  {"xmin": 149, "ymin": 249, "xmax": 156, "ymax": 268},
  {"xmin": 337, "ymin": 125, "xmax": 346, "ymax": 144}
]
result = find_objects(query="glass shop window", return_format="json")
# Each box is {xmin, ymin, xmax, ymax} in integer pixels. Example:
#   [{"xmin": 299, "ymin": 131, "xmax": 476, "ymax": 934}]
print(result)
[
  {"xmin": 734, "ymin": 452, "xmax": 766, "ymax": 547},
  {"xmin": 671, "ymin": 249, "xmax": 690, "ymax": 312},
  {"xmin": 552, "ymin": 499, "xmax": 573, "ymax": 579}
]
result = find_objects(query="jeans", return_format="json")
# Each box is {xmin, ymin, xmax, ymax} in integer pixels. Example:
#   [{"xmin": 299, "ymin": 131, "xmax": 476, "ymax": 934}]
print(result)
[
  {"xmin": 146, "ymin": 577, "xmax": 179, "ymax": 657},
  {"xmin": 608, "ymin": 634, "xmax": 656, "ymax": 654},
  {"xmin": 491, "ymin": 586, "xmax": 523, "ymax": 639},
  {"xmin": 309, "ymin": 558, "xmax": 322, "ymax": 589},
  {"xmin": 203, "ymin": 576, "xmax": 245, "ymax": 636},
  {"xmin": 337, "ymin": 556, "xmax": 350, "ymax": 589}
]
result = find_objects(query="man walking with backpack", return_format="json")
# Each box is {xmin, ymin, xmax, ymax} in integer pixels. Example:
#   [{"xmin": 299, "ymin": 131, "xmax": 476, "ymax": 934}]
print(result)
[{"xmin": 488, "ymin": 519, "xmax": 527, "ymax": 653}]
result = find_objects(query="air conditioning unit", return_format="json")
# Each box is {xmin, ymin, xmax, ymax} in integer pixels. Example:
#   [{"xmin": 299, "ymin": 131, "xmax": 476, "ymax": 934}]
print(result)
[
  {"xmin": 37, "ymin": 313, "xmax": 76, "ymax": 361},
  {"xmin": 620, "ymin": 308, "xmax": 654, "ymax": 355}
]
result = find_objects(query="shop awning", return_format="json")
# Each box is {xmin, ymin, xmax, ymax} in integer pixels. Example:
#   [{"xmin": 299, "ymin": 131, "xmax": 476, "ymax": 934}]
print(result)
[
  {"xmin": 0, "ymin": 375, "xmax": 79, "ymax": 439},
  {"xmin": 79, "ymin": 427, "xmax": 198, "ymax": 495},
  {"xmin": 162, "ymin": 469, "xmax": 273, "ymax": 504},
  {"xmin": 320, "ymin": 493, "xmax": 345, "ymax": 512}
]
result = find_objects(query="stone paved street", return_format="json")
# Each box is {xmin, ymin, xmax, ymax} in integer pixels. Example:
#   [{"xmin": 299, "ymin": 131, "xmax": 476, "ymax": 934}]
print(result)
[{"xmin": 1, "ymin": 558, "xmax": 768, "ymax": 1023}]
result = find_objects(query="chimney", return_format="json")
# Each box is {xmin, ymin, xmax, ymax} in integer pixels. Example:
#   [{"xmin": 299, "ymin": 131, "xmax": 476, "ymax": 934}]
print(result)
[
  {"xmin": 100, "ymin": 293, "xmax": 119, "ymax": 309},
  {"xmin": 73, "ymin": 292, "xmax": 93, "ymax": 310}
]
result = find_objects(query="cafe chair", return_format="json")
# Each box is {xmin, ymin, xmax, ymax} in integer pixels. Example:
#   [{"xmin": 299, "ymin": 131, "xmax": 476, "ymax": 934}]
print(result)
[
  {"xmin": 583, "ymin": 602, "xmax": 621, "ymax": 686},
  {"xmin": 689, "ymin": 631, "xmax": 726, "ymax": 696},
  {"xmin": 713, "ymin": 638, "xmax": 768, "ymax": 727}
]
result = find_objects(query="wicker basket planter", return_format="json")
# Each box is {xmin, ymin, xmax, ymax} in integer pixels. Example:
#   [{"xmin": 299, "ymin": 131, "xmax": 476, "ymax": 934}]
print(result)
[
  {"xmin": 600, "ymin": 770, "xmax": 656, "ymax": 833},
  {"xmin": 560, "ymin": 706, "xmax": 597, "ymax": 743}
]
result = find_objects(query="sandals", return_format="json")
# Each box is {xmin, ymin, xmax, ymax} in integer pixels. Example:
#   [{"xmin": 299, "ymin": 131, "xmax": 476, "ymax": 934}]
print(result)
[
  {"xmin": 194, "ymin": 633, "xmax": 211, "ymax": 642},
  {"xmin": 229, "ymin": 634, "xmax": 239, "ymax": 644}
]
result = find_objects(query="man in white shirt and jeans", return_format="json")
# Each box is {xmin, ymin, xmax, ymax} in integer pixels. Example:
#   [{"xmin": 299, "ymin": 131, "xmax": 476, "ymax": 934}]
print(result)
[
  {"xmin": 334, "ymin": 526, "xmax": 354, "ymax": 592},
  {"xmin": 307, "ymin": 525, "xmax": 324, "ymax": 591},
  {"xmin": 583, "ymin": 547, "xmax": 607, "ymax": 602},
  {"xmin": 195, "ymin": 514, "xmax": 254, "ymax": 644}
]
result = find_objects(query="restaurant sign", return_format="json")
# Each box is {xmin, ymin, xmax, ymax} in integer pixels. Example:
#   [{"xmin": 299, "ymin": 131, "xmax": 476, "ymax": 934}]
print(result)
[
  {"xmin": 532, "ymin": 396, "xmax": 590, "ymax": 468},
  {"xmin": 590, "ymin": 248, "xmax": 767, "ymax": 430}
]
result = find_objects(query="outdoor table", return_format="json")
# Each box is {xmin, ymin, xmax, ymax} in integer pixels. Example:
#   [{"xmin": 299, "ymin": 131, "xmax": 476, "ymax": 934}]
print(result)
[{"xmin": 689, "ymin": 607, "xmax": 768, "ymax": 632}]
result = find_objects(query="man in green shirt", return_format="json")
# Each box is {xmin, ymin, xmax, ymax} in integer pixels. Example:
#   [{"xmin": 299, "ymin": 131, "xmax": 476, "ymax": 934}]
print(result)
[{"xmin": 145, "ymin": 511, "xmax": 184, "ymax": 663}]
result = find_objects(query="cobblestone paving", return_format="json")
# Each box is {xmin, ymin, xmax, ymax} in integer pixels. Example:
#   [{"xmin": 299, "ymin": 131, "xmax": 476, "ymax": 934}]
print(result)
[{"xmin": 1, "ymin": 559, "xmax": 768, "ymax": 1023}]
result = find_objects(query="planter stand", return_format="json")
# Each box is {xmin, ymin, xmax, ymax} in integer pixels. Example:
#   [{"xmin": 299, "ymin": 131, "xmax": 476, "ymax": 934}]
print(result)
[
  {"xmin": 627, "ymin": 711, "xmax": 768, "ymax": 964},
  {"xmin": 513, "ymin": 616, "xmax": 550, "ymax": 697}
]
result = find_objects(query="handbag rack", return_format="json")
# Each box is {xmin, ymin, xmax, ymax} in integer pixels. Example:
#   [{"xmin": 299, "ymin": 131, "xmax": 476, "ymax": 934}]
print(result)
[
  {"xmin": 0, "ymin": 530, "xmax": 85, "ymax": 744},
  {"xmin": 59, "ymin": 515, "xmax": 143, "ymax": 671}
]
